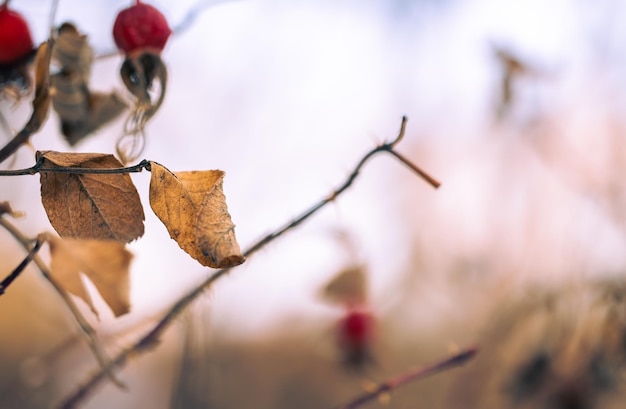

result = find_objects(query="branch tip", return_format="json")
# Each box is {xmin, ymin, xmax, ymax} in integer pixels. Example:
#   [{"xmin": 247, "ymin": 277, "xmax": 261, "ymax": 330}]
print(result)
[
  {"xmin": 389, "ymin": 116, "xmax": 408, "ymax": 147},
  {"xmin": 388, "ymin": 150, "xmax": 440, "ymax": 189}
]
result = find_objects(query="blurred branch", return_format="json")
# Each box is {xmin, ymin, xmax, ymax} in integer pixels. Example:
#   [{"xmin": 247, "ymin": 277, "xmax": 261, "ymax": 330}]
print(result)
[
  {"xmin": 0, "ymin": 217, "xmax": 125, "ymax": 388},
  {"xmin": 58, "ymin": 116, "xmax": 440, "ymax": 408},
  {"xmin": 334, "ymin": 347, "xmax": 478, "ymax": 409},
  {"xmin": 95, "ymin": 0, "xmax": 240, "ymax": 60},
  {"xmin": 171, "ymin": 0, "xmax": 241, "ymax": 35}
]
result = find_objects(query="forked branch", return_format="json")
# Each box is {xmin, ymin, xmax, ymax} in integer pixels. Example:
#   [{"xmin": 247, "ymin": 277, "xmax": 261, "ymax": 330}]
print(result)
[
  {"xmin": 0, "ymin": 217, "xmax": 125, "ymax": 388},
  {"xmin": 58, "ymin": 116, "xmax": 439, "ymax": 408},
  {"xmin": 0, "ymin": 235, "xmax": 42, "ymax": 295}
]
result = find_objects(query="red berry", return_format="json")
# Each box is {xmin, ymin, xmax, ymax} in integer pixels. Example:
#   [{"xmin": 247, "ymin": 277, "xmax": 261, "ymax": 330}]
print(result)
[
  {"xmin": 337, "ymin": 308, "xmax": 375, "ymax": 367},
  {"xmin": 113, "ymin": 2, "xmax": 171, "ymax": 54},
  {"xmin": 339, "ymin": 308, "xmax": 374, "ymax": 349},
  {"xmin": 0, "ymin": 5, "xmax": 34, "ymax": 65}
]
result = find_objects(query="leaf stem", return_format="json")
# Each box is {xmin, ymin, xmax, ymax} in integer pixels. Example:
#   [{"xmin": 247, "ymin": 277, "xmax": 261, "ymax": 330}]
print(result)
[{"xmin": 57, "ymin": 117, "xmax": 440, "ymax": 408}]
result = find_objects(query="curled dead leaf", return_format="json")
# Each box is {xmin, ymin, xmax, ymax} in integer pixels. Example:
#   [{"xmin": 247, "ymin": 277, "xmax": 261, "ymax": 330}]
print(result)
[
  {"xmin": 38, "ymin": 151, "xmax": 145, "ymax": 243},
  {"xmin": 0, "ymin": 40, "xmax": 54, "ymax": 164},
  {"xmin": 46, "ymin": 234, "xmax": 133, "ymax": 317},
  {"xmin": 148, "ymin": 162, "xmax": 244, "ymax": 268},
  {"xmin": 51, "ymin": 23, "xmax": 128, "ymax": 146}
]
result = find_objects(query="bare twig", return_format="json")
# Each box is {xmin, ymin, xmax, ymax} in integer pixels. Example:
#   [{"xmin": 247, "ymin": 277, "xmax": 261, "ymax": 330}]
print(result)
[
  {"xmin": 0, "ymin": 217, "xmax": 125, "ymax": 388},
  {"xmin": 58, "ymin": 117, "xmax": 439, "ymax": 408},
  {"xmin": 333, "ymin": 347, "xmax": 478, "ymax": 409},
  {"xmin": 0, "ymin": 235, "xmax": 42, "ymax": 295},
  {"xmin": 0, "ymin": 157, "xmax": 151, "ymax": 176},
  {"xmin": 49, "ymin": 0, "xmax": 61, "ymax": 32}
]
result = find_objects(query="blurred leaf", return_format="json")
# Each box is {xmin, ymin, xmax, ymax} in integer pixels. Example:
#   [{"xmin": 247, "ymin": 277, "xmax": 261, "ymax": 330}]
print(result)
[
  {"xmin": 321, "ymin": 265, "xmax": 368, "ymax": 306},
  {"xmin": 47, "ymin": 234, "xmax": 133, "ymax": 317},
  {"xmin": 39, "ymin": 151, "xmax": 145, "ymax": 243},
  {"xmin": 149, "ymin": 162, "xmax": 244, "ymax": 268}
]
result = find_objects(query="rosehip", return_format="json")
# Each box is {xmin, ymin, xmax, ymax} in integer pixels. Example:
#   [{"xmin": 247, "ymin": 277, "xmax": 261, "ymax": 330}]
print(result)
[
  {"xmin": 338, "ymin": 307, "xmax": 375, "ymax": 367},
  {"xmin": 0, "ymin": 5, "xmax": 34, "ymax": 65},
  {"xmin": 113, "ymin": 2, "xmax": 171, "ymax": 55}
]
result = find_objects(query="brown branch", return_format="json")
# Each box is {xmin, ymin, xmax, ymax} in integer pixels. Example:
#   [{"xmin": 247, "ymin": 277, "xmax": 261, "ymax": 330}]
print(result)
[
  {"xmin": 333, "ymin": 347, "xmax": 478, "ymax": 409},
  {"xmin": 387, "ymin": 150, "xmax": 440, "ymax": 188},
  {"xmin": 0, "ymin": 235, "xmax": 42, "ymax": 295},
  {"xmin": 58, "ymin": 116, "xmax": 440, "ymax": 408},
  {"xmin": 0, "ymin": 217, "xmax": 125, "ymax": 389}
]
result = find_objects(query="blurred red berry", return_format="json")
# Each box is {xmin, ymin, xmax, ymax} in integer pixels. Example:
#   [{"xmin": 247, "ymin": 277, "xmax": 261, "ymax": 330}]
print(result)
[
  {"xmin": 338, "ymin": 307, "xmax": 375, "ymax": 367},
  {"xmin": 0, "ymin": 5, "xmax": 34, "ymax": 65},
  {"xmin": 113, "ymin": 2, "xmax": 171, "ymax": 54}
]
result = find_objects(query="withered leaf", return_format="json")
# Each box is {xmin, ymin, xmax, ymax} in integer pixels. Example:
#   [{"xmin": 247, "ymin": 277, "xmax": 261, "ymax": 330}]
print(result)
[
  {"xmin": 149, "ymin": 162, "xmax": 244, "ymax": 268},
  {"xmin": 51, "ymin": 24, "xmax": 128, "ymax": 146},
  {"xmin": 39, "ymin": 151, "xmax": 145, "ymax": 243},
  {"xmin": 46, "ymin": 234, "xmax": 133, "ymax": 317},
  {"xmin": 321, "ymin": 265, "xmax": 368, "ymax": 305},
  {"xmin": 0, "ymin": 40, "xmax": 53, "ymax": 164}
]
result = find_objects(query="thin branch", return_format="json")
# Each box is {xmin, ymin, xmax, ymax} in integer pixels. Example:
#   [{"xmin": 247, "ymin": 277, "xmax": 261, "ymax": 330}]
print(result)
[
  {"xmin": 0, "ymin": 236, "xmax": 42, "ymax": 295},
  {"xmin": 334, "ymin": 347, "xmax": 478, "ymax": 409},
  {"xmin": 58, "ymin": 117, "xmax": 439, "ymax": 408},
  {"xmin": 49, "ymin": 0, "xmax": 61, "ymax": 32},
  {"xmin": 171, "ymin": 0, "xmax": 241, "ymax": 35},
  {"xmin": 0, "ymin": 217, "xmax": 125, "ymax": 389},
  {"xmin": 0, "ymin": 158, "xmax": 151, "ymax": 176},
  {"xmin": 387, "ymin": 150, "xmax": 440, "ymax": 188}
]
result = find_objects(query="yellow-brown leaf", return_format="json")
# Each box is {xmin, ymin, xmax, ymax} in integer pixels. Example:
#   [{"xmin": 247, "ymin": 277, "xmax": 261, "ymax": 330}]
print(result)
[
  {"xmin": 47, "ymin": 235, "xmax": 133, "ymax": 317},
  {"xmin": 39, "ymin": 151, "xmax": 145, "ymax": 243},
  {"xmin": 149, "ymin": 162, "xmax": 244, "ymax": 268}
]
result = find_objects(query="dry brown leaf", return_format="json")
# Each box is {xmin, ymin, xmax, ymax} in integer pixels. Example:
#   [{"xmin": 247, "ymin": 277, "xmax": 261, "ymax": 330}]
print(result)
[
  {"xmin": 38, "ymin": 151, "xmax": 145, "ymax": 243},
  {"xmin": 321, "ymin": 265, "xmax": 368, "ymax": 305},
  {"xmin": 46, "ymin": 234, "xmax": 133, "ymax": 317},
  {"xmin": 149, "ymin": 162, "xmax": 244, "ymax": 268}
]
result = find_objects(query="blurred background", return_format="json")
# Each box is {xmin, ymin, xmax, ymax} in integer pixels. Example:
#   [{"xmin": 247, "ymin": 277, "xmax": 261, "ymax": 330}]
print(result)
[{"xmin": 3, "ymin": 0, "xmax": 626, "ymax": 407}]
